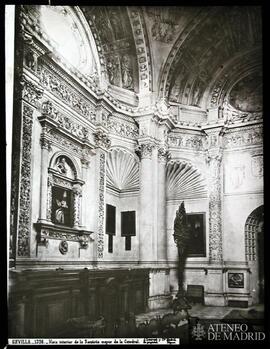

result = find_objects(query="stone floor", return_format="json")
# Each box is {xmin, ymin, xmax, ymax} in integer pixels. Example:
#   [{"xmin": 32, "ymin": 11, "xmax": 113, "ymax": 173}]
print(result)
[{"xmin": 136, "ymin": 303, "xmax": 264, "ymax": 324}]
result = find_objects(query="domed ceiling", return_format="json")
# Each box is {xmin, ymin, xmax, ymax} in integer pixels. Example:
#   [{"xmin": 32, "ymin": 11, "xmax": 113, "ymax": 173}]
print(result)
[
  {"xmin": 228, "ymin": 72, "xmax": 262, "ymax": 112},
  {"xmin": 79, "ymin": 6, "xmax": 262, "ymax": 111},
  {"xmin": 26, "ymin": 5, "xmax": 262, "ymax": 111}
]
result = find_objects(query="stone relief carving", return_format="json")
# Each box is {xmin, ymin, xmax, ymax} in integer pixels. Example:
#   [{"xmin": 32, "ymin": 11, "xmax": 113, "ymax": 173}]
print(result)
[
  {"xmin": 167, "ymin": 134, "xmax": 203, "ymax": 151},
  {"xmin": 251, "ymin": 155, "xmax": 263, "ymax": 177},
  {"xmin": 107, "ymin": 115, "xmax": 139, "ymax": 139},
  {"xmin": 17, "ymin": 104, "xmax": 34, "ymax": 257},
  {"xmin": 224, "ymin": 126, "xmax": 263, "ymax": 149},
  {"xmin": 94, "ymin": 130, "xmax": 111, "ymax": 150},
  {"xmin": 39, "ymin": 67, "xmax": 96, "ymax": 122},
  {"xmin": 59, "ymin": 240, "xmax": 68, "ymax": 255},
  {"xmin": 121, "ymin": 54, "xmax": 134, "ymax": 90},
  {"xmin": 207, "ymin": 152, "xmax": 223, "ymax": 262},
  {"xmin": 107, "ymin": 55, "xmax": 121, "ymax": 86},
  {"xmin": 229, "ymin": 165, "xmax": 245, "ymax": 189},
  {"xmin": 50, "ymin": 131, "xmax": 93, "ymax": 158},
  {"xmin": 21, "ymin": 76, "xmax": 43, "ymax": 107},
  {"xmin": 42, "ymin": 101, "xmax": 89, "ymax": 139},
  {"xmin": 97, "ymin": 152, "xmax": 106, "ymax": 259},
  {"xmin": 37, "ymin": 226, "xmax": 91, "ymax": 249},
  {"xmin": 158, "ymin": 147, "xmax": 171, "ymax": 162},
  {"xmin": 136, "ymin": 143, "xmax": 155, "ymax": 159},
  {"xmin": 73, "ymin": 184, "xmax": 82, "ymax": 227}
]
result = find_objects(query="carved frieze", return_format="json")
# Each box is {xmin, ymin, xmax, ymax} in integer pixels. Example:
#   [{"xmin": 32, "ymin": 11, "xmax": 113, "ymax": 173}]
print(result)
[
  {"xmin": 41, "ymin": 101, "xmax": 90, "ymax": 141},
  {"xmin": 50, "ymin": 131, "xmax": 93, "ymax": 158},
  {"xmin": 39, "ymin": 66, "xmax": 96, "ymax": 122},
  {"xmin": 107, "ymin": 115, "xmax": 139, "ymax": 139},
  {"xmin": 97, "ymin": 152, "xmax": 106, "ymax": 259},
  {"xmin": 21, "ymin": 76, "xmax": 43, "ymax": 107},
  {"xmin": 224, "ymin": 126, "xmax": 263, "ymax": 149},
  {"xmin": 17, "ymin": 104, "xmax": 34, "ymax": 257},
  {"xmin": 167, "ymin": 134, "xmax": 204, "ymax": 151},
  {"xmin": 35, "ymin": 223, "xmax": 93, "ymax": 249}
]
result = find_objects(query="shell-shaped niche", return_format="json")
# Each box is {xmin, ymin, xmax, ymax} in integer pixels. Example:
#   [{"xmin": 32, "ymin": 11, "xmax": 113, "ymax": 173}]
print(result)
[
  {"xmin": 106, "ymin": 149, "xmax": 139, "ymax": 193},
  {"xmin": 166, "ymin": 161, "xmax": 207, "ymax": 200}
]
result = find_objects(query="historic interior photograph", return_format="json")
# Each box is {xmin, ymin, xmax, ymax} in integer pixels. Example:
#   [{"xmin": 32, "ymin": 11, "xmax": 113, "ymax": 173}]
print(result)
[{"xmin": 7, "ymin": 5, "xmax": 264, "ymax": 341}]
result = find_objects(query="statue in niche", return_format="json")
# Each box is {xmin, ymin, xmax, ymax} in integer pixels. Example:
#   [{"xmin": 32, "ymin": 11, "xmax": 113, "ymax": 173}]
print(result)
[
  {"xmin": 55, "ymin": 190, "xmax": 69, "ymax": 225},
  {"xmin": 121, "ymin": 55, "xmax": 133, "ymax": 89},
  {"xmin": 172, "ymin": 202, "xmax": 191, "ymax": 313},
  {"xmin": 56, "ymin": 157, "xmax": 68, "ymax": 175}
]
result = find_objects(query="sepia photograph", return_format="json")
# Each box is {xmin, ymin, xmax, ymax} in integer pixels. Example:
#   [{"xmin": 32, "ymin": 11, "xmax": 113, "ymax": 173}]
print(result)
[{"xmin": 5, "ymin": 3, "xmax": 266, "ymax": 346}]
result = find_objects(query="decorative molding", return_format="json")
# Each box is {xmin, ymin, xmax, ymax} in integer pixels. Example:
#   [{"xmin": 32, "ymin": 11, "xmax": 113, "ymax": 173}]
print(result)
[
  {"xmin": 106, "ymin": 149, "xmax": 139, "ymax": 193},
  {"xmin": 166, "ymin": 161, "xmax": 207, "ymax": 200},
  {"xmin": 17, "ymin": 104, "xmax": 34, "ymax": 257},
  {"xmin": 97, "ymin": 152, "xmax": 106, "ymax": 259},
  {"xmin": 167, "ymin": 133, "xmax": 204, "ymax": 151},
  {"xmin": 35, "ymin": 223, "xmax": 93, "ymax": 249},
  {"xmin": 41, "ymin": 100, "xmax": 91, "ymax": 141},
  {"xmin": 107, "ymin": 115, "xmax": 139, "ymax": 139},
  {"xmin": 127, "ymin": 7, "xmax": 152, "ymax": 91},
  {"xmin": 49, "ymin": 131, "xmax": 93, "ymax": 158},
  {"xmin": 39, "ymin": 65, "xmax": 96, "ymax": 122},
  {"xmin": 224, "ymin": 126, "xmax": 263, "ymax": 149}
]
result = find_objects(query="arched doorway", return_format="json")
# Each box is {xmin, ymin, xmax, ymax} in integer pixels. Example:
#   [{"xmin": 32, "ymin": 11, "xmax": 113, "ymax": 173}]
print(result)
[{"xmin": 245, "ymin": 205, "xmax": 264, "ymax": 305}]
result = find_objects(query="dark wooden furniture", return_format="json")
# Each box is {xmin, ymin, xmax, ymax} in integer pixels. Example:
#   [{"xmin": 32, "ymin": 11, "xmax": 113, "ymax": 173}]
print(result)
[{"xmin": 9, "ymin": 268, "xmax": 149, "ymax": 338}]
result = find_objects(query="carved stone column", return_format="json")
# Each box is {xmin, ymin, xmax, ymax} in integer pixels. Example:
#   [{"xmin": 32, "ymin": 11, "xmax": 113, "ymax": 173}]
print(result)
[
  {"xmin": 73, "ymin": 184, "xmax": 82, "ymax": 227},
  {"xmin": 138, "ymin": 142, "xmax": 155, "ymax": 262},
  {"xmin": 94, "ymin": 129, "xmax": 111, "ymax": 259},
  {"xmin": 207, "ymin": 151, "xmax": 223, "ymax": 262},
  {"xmin": 80, "ymin": 157, "xmax": 90, "ymax": 227},
  {"xmin": 38, "ymin": 135, "xmax": 51, "ymax": 223},
  {"xmin": 204, "ymin": 127, "xmax": 225, "ymax": 263},
  {"xmin": 157, "ymin": 147, "xmax": 170, "ymax": 261}
]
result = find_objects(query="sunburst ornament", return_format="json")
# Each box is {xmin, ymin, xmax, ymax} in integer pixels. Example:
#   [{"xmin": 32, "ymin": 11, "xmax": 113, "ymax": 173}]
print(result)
[
  {"xmin": 166, "ymin": 161, "xmax": 207, "ymax": 200},
  {"xmin": 106, "ymin": 149, "xmax": 139, "ymax": 193}
]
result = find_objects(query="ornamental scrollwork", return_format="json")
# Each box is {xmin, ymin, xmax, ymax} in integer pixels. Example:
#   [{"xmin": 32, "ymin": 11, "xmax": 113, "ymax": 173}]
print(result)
[
  {"xmin": 97, "ymin": 152, "xmax": 105, "ymax": 259},
  {"xmin": 158, "ymin": 147, "xmax": 171, "ymax": 162},
  {"xmin": 41, "ymin": 101, "xmax": 89, "ymax": 141},
  {"xmin": 224, "ymin": 127, "xmax": 263, "ymax": 149},
  {"xmin": 17, "ymin": 104, "xmax": 34, "ymax": 257},
  {"xmin": 107, "ymin": 116, "xmax": 139, "ymax": 139},
  {"xmin": 21, "ymin": 76, "xmax": 43, "ymax": 107},
  {"xmin": 39, "ymin": 66, "xmax": 96, "ymax": 122},
  {"xmin": 94, "ymin": 130, "xmax": 111, "ymax": 150},
  {"xmin": 136, "ymin": 143, "xmax": 155, "ymax": 159}
]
